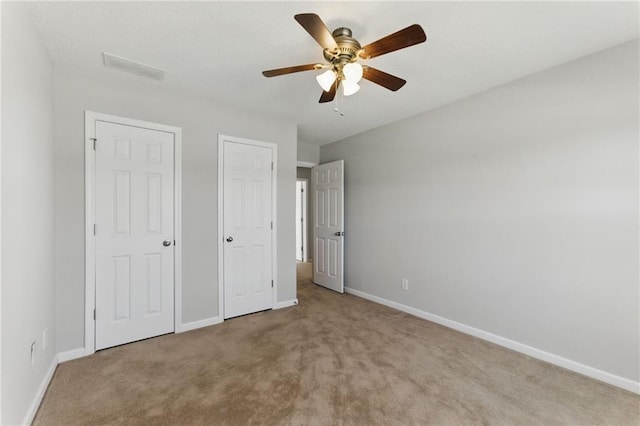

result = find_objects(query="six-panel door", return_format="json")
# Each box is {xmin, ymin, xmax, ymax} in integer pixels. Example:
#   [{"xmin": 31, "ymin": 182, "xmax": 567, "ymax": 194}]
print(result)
[
  {"xmin": 95, "ymin": 121, "xmax": 175, "ymax": 350},
  {"xmin": 313, "ymin": 160, "xmax": 344, "ymax": 293},
  {"xmin": 223, "ymin": 140, "xmax": 274, "ymax": 319}
]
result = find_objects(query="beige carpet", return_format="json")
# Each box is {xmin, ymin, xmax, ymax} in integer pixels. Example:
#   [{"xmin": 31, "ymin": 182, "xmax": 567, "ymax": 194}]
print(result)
[{"xmin": 35, "ymin": 262, "xmax": 639, "ymax": 425}]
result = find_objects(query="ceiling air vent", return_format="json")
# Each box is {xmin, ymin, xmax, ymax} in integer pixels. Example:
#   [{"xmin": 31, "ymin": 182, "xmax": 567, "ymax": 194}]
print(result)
[{"xmin": 103, "ymin": 52, "xmax": 165, "ymax": 81}]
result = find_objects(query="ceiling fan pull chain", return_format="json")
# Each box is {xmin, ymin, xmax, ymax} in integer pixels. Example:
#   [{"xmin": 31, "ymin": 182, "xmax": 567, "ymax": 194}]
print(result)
[{"xmin": 334, "ymin": 89, "xmax": 344, "ymax": 117}]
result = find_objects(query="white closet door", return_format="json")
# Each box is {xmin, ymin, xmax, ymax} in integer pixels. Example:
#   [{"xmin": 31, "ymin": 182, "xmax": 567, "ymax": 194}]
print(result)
[
  {"xmin": 95, "ymin": 121, "xmax": 175, "ymax": 350},
  {"xmin": 223, "ymin": 139, "xmax": 274, "ymax": 319}
]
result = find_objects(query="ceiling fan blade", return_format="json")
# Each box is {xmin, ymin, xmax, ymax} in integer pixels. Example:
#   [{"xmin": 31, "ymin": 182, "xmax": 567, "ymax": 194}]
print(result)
[
  {"xmin": 319, "ymin": 81, "xmax": 338, "ymax": 103},
  {"xmin": 262, "ymin": 64, "xmax": 321, "ymax": 77},
  {"xmin": 362, "ymin": 67, "xmax": 406, "ymax": 91},
  {"xmin": 294, "ymin": 13, "xmax": 339, "ymax": 50},
  {"xmin": 359, "ymin": 24, "xmax": 426, "ymax": 60}
]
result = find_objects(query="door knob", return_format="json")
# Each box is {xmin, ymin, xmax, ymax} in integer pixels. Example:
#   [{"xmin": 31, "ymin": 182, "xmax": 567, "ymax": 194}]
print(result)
[
  {"xmin": 163, "ymin": 240, "xmax": 171, "ymax": 247},
  {"xmin": 226, "ymin": 236, "xmax": 234, "ymax": 242},
  {"xmin": 334, "ymin": 231, "xmax": 344, "ymax": 237}
]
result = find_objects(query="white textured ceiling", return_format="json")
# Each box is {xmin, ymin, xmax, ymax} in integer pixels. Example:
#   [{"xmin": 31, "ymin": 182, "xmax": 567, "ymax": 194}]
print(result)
[{"xmin": 28, "ymin": 1, "xmax": 638, "ymax": 145}]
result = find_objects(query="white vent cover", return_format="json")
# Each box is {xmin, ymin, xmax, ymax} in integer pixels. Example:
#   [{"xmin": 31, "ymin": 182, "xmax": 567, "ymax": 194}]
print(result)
[{"xmin": 103, "ymin": 52, "xmax": 165, "ymax": 81}]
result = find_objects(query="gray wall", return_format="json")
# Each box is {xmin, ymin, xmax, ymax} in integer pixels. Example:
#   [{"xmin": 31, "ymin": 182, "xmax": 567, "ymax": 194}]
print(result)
[
  {"xmin": 297, "ymin": 142, "xmax": 319, "ymax": 165},
  {"xmin": 55, "ymin": 69, "xmax": 297, "ymax": 353},
  {"xmin": 1, "ymin": 3, "xmax": 57, "ymax": 424},
  {"xmin": 297, "ymin": 167, "xmax": 313, "ymax": 261},
  {"xmin": 321, "ymin": 40, "xmax": 639, "ymax": 382}
]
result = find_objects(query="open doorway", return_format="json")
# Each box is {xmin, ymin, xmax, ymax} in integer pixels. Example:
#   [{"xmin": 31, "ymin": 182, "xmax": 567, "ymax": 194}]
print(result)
[{"xmin": 296, "ymin": 167, "xmax": 313, "ymax": 285}]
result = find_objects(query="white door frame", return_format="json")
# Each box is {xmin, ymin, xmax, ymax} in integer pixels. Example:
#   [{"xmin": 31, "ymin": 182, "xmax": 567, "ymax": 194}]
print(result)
[
  {"xmin": 84, "ymin": 111, "xmax": 183, "ymax": 356},
  {"xmin": 296, "ymin": 179, "xmax": 308, "ymax": 262},
  {"xmin": 217, "ymin": 134, "xmax": 278, "ymax": 320}
]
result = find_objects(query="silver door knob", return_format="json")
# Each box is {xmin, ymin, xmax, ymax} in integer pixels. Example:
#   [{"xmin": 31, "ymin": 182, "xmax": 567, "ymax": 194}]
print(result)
[
  {"xmin": 226, "ymin": 236, "xmax": 234, "ymax": 242},
  {"xmin": 163, "ymin": 240, "xmax": 171, "ymax": 247}
]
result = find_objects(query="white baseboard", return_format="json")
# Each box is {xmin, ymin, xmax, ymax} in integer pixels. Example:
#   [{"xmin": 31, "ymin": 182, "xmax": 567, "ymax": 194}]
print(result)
[
  {"xmin": 274, "ymin": 299, "xmax": 299, "ymax": 309},
  {"xmin": 345, "ymin": 286, "xmax": 640, "ymax": 395},
  {"xmin": 58, "ymin": 347, "xmax": 86, "ymax": 363},
  {"xmin": 23, "ymin": 355, "xmax": 57, "ymax": 425},
  {"xmin": 177, "ymin": 316, "xmax": 222, "ymax": 333}
]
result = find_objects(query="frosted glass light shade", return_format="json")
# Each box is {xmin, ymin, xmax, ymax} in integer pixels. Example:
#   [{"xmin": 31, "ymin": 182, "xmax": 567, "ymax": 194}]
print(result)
[
  {"xmin": 343, "ymin": 81, "xmax": 360, "ymax": 96},
  {"xmin": 343, "ymin": 62, "xmax": 363, "ymax": 83},
  {"xmin": 316, "ymin": 70, "xmax": 337, "ymax": 92}
]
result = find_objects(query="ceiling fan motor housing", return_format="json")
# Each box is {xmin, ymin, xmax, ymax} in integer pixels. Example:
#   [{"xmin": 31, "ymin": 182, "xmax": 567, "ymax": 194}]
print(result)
[{"xmin": 324, "ymin": 27, "xmax": 362, "ymax": 67}]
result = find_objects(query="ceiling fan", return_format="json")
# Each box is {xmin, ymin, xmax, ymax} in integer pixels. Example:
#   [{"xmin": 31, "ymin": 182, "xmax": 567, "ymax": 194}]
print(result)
[{"xmin": 262, "ymin": 13, "xmax": 427, "ymax": 103}]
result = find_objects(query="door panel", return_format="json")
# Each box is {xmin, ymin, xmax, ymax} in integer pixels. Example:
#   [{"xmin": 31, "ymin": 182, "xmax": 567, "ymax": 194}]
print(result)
[
  {"xmin": 223, "ymin": 140, "xmax": 273, "ymax": 319},
  {"xmin": 313, "ymin": 160, "xmax": 344, "ymax": 293},
  {"xmin": 95, "ymin": 121, "xmax": 174, "ymax": 350},
  {"xmin": 113, "ymin": 255, "xmax": 131, "ymax": 320}
]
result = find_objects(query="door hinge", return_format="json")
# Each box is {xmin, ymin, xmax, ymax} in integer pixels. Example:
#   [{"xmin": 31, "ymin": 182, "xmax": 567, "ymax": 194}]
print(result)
[
  {"xmin": 301, "ymin": 188, "xmax": 304, "ymax": 193},
  {"xmin": 271, "ymin": 162, "xmax": 274, "ymax": 170},
  {"xmin": 90, "ymin": 138, "xmax": 97, "ymax": 151},
  {"xmin": 93, "ymin": 309, "xmax": 96, "ymax": 320},
  {"xmin": 271, "ymin": 221, "xmax": 273, "ymax": 229},
  {"xmin": 271, "ymin": 280, "xmax": 274, "ymax": 288},
  {"xmin": 93, "ymin": 224, "xmax": 97, "ymax": 235}
]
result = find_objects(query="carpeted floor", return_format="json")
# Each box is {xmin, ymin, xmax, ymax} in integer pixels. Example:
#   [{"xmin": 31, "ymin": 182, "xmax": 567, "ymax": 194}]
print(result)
[{"xmin": 35, "ymin": 262, "xmax": 639, "ymax": 425}]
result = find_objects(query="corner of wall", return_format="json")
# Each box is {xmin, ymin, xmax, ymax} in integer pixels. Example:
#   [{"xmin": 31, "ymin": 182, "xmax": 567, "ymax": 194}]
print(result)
[
  {"xmin": 2, "ymin": 2, "xmax": 57, "ymax": 424},
  {"xmin": 297, "ymin": 141, "xmax": 320, "ymax": 165}
]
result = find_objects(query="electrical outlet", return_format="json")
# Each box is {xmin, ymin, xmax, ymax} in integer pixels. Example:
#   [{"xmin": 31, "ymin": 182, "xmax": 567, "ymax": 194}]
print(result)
[
  {"xmin": 401, "ymin": 278, "xmax": 409, "ymax": 291},
  {"xmin": 42, "ymin": 328, "xmax": 48, "ymax": 350},
  {"xmin": 30, "ymin": 341, "xmax": 36, "ymax": 365}
]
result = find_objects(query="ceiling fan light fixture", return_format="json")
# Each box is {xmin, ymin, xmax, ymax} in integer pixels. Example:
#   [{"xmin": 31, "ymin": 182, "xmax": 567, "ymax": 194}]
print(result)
[
  {"xmin": 343, "ymin": 81, "xmax": 360, "ymax": 96},
  {"xmin": 262, "ymin": 13, "xmax": 427, "ymax": 104},
  {"xmin": 343, "ymin": 62, "xmax": 363, "ymax": 83},
  {"xmin": 316, "ymin": 69, "xmax": 337, "ymax": 92}
]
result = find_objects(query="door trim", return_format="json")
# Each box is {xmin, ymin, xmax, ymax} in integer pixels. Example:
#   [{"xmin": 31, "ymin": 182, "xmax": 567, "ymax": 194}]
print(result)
[
  {"xmin": 296, "ymin": 178, "xmax": 308, "ymax": 263},
  {"xmin": 84, "ymin": 111, "xmax": 183, "ymax": 356},
  {"xmin": 217, "ymin": 134, "xmax": 278, "ymax": 320}
]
